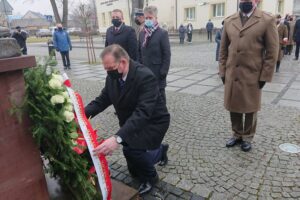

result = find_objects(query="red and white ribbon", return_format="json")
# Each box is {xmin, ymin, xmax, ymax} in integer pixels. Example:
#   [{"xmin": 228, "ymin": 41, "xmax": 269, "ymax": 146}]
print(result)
[{"xmin": 62, "ymin": 73, "xmax": 112, "ymax": 200}]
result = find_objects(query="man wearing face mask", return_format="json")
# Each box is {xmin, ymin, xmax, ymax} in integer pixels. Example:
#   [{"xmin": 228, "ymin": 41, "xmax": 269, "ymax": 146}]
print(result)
[
  {"xmin": 105, "ymin": 9, "xmax": 138, "ymax": 61},
  {"xmin": 219, "ymin": 0, "xmax": 279, "ymax": 152},
  {"xmin": 134, "ymin": 9, "xmax": 145, "ymax": 40},
  {"xmin": 53, "ymin": 24, "xmax": 72, "ymax": 70},
  {"xmin": 138, "ymin": 6, "xmax": 171, "ymax": 104},
  {"xmin": 12, "ymin": 26, "xmax": 28, "ymax": 55},
  {"xmin": 85, "ymin": 44, "xmax": 170, "ymax": 195}
]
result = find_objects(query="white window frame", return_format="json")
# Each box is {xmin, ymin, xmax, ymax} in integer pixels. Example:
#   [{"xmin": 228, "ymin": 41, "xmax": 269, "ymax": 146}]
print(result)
[
  {"xmin": 185, "ymin": 7, "xmax": 196, "ymax": 21},
  {"xmin": 212, "ymin": 3, "xmax": 225, "ymax": 18},
  {"xmin": 277, "ymin": 0, "xmax": 284, "ymax": 14}
]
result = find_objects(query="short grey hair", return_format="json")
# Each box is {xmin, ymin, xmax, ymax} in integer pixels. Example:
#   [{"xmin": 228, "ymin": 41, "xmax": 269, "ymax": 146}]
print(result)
[
  {"xmin": 100, "ymin": 44, "xmax": 129, "ymax": 62},
  {"xmin": 144, "ymin": 6, "xmax": 158, "ymax": 17}
]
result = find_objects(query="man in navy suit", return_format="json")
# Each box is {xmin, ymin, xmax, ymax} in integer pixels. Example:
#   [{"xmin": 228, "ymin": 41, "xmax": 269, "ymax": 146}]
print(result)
[
  {"xmin": 138, "ymin": 6, "xmax": 171, "ymax": 104},
  {"xmin": 85, "ymin": 45, "xmax": 170, "ymax": 195},
  {"xmin": 105, "ymin": 9, "xmax": 138, "ymax": 60}
]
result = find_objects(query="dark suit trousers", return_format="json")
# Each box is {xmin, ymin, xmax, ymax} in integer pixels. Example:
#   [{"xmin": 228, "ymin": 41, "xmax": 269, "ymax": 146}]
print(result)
[
  {"xmin": 207, "ymin": 31, "xmax": 212, "ymax": 42},
  {"xmin": 60, "ymin": 51, "xmax": 70, "ymax": 67},
  {"xmin": 230, "ymin": 112, "xmax": 257, "ymax": 142},
  {"xmin": 123, "ymin": 145, "xmax": 163, "ymax": 183},
  {"xmin": 187, "ymin": 33, "xmax": 192, "ymax": 42},
  {"xmin": 295, "ymin": 42, "xmax": 300, "ymax": 59}
]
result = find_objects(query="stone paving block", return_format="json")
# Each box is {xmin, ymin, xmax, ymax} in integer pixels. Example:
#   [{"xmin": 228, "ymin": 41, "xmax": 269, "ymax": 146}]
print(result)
[
  {"xmin": 167, "ymin": 74, "xmax": 183, "ymax": 82},
  {"xmin": 282, "ymin": 89, "xmax": 300, "ymax": 101},
  {"xmin": 168, "ymin": 79, "xmax": 197, "ymax": 87},
  {"xmin": 191, "ymin": 184, "xmax": 212, "ymax": 198},
  {"xmin": 211, "ymin": 192, "xmax": 226, "ymax": 200},
  {"xmin": 73, "ymin": 74, "xmax": 98, "ymax": 79},
  {"xmin": 289, "ymin": 81, "xmax": 300, "ymax": 90},
  {"xmin": 198, "ymin": 78, "xmax": 222, "ymax": 87},
  {"xmin": 262, "ymin": 83, "xmax": 286, "ymax": 93},
  {"xmin": 173, "ymin": 70, "xmax": 199, "ymax": 76},
  {"xmin": 190, "ymin": 194, "xmax": 205, "ymax": 200},
  {"xmin": 180, "ymin": 85, "xmax": 214, "ymax": 96},
  {"xmin": 185, "ymin": 74, "xmax": 211, "ymax": 81},
  {"xmin": 176, "ymin": 179, "xmax": 194, "ymax": 191},
  {"xmin": 163, "ymin": 174, "xmax": 180, "ymax": 185},
  {"xmin": 272, "ymin": 76, "xmax": 292, "ymax": 84},
  {"xmin": 166, "ymin": 86, "xmax": 181, "ymax": 91},
  {"xmin": 261, "ymin": 92, "xmax": 278, "ymax": 104},
  {"xmin": 206, "ymin": 91, "xmax": 224, "ymax": 99},
  {"xmin": 200, "ymin": 68, "xmax": 218, "ymax": 75}
]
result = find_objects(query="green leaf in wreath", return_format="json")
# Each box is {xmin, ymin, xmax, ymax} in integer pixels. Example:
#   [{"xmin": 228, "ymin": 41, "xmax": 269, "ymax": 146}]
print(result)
[{"xmin": 70, "ymin": 132, "xmax": 79, "ymax": 139}]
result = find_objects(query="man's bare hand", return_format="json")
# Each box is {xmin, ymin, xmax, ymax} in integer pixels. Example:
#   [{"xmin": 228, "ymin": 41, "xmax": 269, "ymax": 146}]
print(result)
[{"xmin": 93, "ymin": 136, "xmax": 119, "ymax": 156}]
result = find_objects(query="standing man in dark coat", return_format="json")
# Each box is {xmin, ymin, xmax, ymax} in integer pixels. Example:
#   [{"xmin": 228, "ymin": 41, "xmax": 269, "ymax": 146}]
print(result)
[
  {"xmin": 105, "ymin": 9, "xmax": 138, "ymax": 61},
  {"xmin": 206, "ymin": 19, "xmax": 214, "ymax": 42},
  {"xmin": 187, "ymin": 23, "xmax": 193, "ymax": 43},
  {"xmin": 178, "ymin": 24, "xmax": 186, "ymax": 44},
  {"xmin": 138, "ymin": 5, "xmax": 171, "ymax": 103},
  {"xmin": 293, "ymin": 18, "xmax": 300, "ymax": 60},
  {"xmin": 12, "ymin": 26, "xmax": 28, "ymax": 55},
  {"xmin": 134, "ymin": 9, "xmax": 145, "ymax": 41},
  {"xmin": 215, "ymin": 21, "xmax": 224, "ymax": 61},
  {"xmin": 219, "ymin": 0, "xmax": 279, "ymax": 152},
  {"xmin": 85, "ymin": 45, "xmax": 170, "ymax": 195}
]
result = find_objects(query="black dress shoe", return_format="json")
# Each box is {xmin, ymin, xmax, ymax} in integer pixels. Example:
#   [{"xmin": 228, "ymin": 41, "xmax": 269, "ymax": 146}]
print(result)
[
  {"xmin": 226, "ymin": 138, "xmax": 242, "ymax": 147},
  {"xmin": 138, "ymin": 182, "xmax": 153, "ymax": 195},
  {"xmin": 241, "ymin": 141, "xmax": 252, "ymax": 152},
  {"xmin": 158, "ymin": 143, "xmax": 169, "ymax": 166}
]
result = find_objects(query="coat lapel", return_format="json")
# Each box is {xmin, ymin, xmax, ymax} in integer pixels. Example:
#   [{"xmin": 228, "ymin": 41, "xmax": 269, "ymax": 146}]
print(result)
[
  {"xmin": 118, "ymin": 60, "xmax": 136, "ymax": 103},
  {"xmin": 231, "ymin": 13, "xmax": 242, "ymax": 32},
  {"xmin": 241, "ymin": 9, "xmax": 262, "ymax": 32}
]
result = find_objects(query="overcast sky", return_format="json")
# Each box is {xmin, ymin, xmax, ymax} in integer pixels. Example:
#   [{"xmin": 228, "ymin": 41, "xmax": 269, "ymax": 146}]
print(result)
[{"xmin": 8, "ymin": 0, "xmax": 89, "ymax": 16}]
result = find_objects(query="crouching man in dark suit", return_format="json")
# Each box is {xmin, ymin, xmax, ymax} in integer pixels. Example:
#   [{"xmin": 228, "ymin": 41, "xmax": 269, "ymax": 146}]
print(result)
[{"xmin": 85, "ymin": 44, "xmax": 170, "ymax": 195}]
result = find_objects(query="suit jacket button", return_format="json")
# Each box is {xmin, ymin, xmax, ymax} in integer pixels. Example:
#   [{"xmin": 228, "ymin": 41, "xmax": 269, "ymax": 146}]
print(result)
[
  {"xmin": 235, "ymin": 78, "xmax": 239, "ymax": 81},
  {"xmin": 239, "ymin": 33, "xmax": 244, "ymax": 37},
  {"xmin": 236, "ymin": 65, "xmax": 239, "ymax": 67}
]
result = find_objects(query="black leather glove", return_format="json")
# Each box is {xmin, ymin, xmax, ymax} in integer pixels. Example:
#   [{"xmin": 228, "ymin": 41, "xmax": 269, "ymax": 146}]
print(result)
[
  {"xmin": 221, "ymin": 76, "xmax": 225, "ymax": 84},
  {"xmin": 259, "ymin": 81, "xmax": 266, "ymax": 89}
]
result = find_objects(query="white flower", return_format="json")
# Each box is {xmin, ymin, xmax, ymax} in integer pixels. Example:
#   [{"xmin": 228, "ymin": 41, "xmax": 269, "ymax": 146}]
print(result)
[
  {"xmin": 65, "ymin": 104, "xmax": 73, "ymax": 112},
  {"xmin": 64, "ymin": 110, "xmax": 75, "ymax": 123},
  {"xmin": 52, "ymin": 73, "xmax": 64, "ymax": 83},
  {"xmin": 61, "ymin": 91, "xmax": 69, "ymax": 99},
  {"xmin": 49, "ymin": 78, "xmax": 63, "ymax": 89},
  {"xmin": 50, "ymin": 95, "xmax": 65, "ymax": 105},
  {"xmin": 67, "ymin": 98, "xmax": 72, "ymax": 104}
]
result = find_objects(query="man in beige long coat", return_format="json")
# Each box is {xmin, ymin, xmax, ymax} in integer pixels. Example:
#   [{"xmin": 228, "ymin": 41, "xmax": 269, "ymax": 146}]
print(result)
[{"xmin": 219, "ymin": 0, "xmax": 279, "ymax": 152}]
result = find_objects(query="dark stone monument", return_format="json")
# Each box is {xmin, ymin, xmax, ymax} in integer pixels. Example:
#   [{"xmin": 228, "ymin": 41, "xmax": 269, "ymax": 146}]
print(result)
[
  {"xmin": 0, "ymin": 38, "xmax": 21, "ymax": 59},
  {"xmin": 0, "ymin": 40, "xmax": 49, "ymax": 199}
]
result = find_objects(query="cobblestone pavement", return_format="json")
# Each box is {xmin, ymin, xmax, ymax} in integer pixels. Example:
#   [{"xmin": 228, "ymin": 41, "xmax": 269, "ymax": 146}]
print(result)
[
  {"xmin": 60, "ymin": 43, "xmax": 300, "ymax": 109},
  {"xmin": 59, "ymin": 42, "xmax": 300, "ymax": 200}
]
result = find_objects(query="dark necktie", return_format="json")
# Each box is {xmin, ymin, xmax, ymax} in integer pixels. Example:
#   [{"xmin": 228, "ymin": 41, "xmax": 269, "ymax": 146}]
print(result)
[
  {"xmin": 241, "ymin": 15, "xmax": 249, "ymax": 27},
  {"xmin": 119, "ymin": 78, "xmax": 125, "ymax": 91}
]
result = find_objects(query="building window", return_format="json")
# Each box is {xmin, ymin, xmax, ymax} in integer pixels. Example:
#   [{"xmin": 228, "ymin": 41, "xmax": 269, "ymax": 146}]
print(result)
[
  {"xmin": 212, "ymin": 3, "xmax": 225, "ymax": 17},
  {"xmin": 277, "ymin": 0, "xmax": 284, "ymax": 14},
  {"xmin": 102, "ymin": 13, "xmax": 106, "ymax": 26},
  {"xmin": 185, "ymin": 7, "xmax": 196, "ymax": 20}
]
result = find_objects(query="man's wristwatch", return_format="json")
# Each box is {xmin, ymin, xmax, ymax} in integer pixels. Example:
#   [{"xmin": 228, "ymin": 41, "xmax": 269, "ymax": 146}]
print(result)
[{"xmin": 114, "ymin": 135, "xmax": 123, "ymax": 144}]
